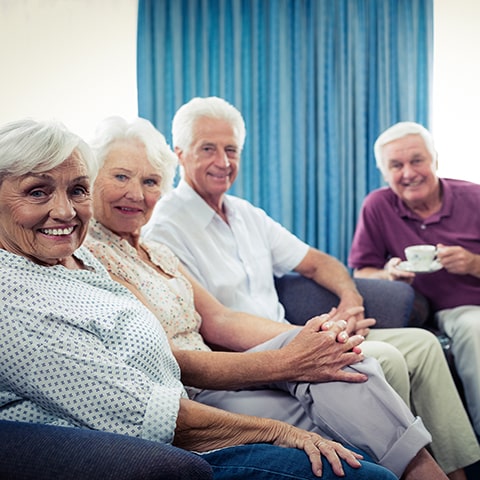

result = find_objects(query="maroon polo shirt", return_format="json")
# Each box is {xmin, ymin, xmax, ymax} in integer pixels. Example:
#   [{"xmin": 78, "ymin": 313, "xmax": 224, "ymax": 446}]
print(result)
[{"xmin": 349, "ymin": 178, "xmax": 480, "ymax": 312}]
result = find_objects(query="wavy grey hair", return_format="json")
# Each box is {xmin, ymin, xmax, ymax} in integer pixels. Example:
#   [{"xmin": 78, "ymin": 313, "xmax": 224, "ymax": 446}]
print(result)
[
  {"xmin": 90, "ymin": 116, "xmax": 177, "ymax": 194},
  {"xmin": 374, "ymin": 121, "xmax": 437, "ymax": 175},
  {"xmin": 0, "ymin": 118, "xmax": 96, "ymax": 184},
  {"xmin": 172, "ymin": 96, "xmax": 246, "ymax": 152}
]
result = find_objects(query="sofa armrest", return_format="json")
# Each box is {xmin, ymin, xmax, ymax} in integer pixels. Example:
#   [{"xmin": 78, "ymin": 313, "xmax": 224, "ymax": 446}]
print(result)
[
  {"xmin": 0, "ymin": 420, "xmax": 213, "ymax": 480},
  {"xmin": 274, "ymin": 273, "xmax": 415, "ymax": 329}
]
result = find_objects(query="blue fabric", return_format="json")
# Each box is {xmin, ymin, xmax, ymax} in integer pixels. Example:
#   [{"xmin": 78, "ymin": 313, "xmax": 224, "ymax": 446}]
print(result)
[
  {"xmin": 137, "ymin": 0, "xmax": 433, "ymax": 263},
  {"xmin": 202, "ymin": 443, "xmax": 397, "ymax": 479}
]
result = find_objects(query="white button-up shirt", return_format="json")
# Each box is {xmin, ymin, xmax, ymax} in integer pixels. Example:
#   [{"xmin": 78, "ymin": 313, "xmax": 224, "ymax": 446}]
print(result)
[{"xmin": 143, "ymin": 180, "xmax": 309, "ymax": 322}]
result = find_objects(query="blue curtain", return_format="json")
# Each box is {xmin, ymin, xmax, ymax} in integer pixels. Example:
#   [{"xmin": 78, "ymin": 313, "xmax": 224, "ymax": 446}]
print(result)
[{"xmin": 137, "ymin": 0, "xmax": 433, "ymax": 263}]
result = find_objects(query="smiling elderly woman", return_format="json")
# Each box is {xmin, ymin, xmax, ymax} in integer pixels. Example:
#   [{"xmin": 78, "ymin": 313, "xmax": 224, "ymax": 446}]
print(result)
[
  {"xmin": 83, "ymin": 116, "xmax": 453, "ymax": 480},
  {"xmin": 0, "ymin": 118, "xmax": 402, "ymax": 480}
]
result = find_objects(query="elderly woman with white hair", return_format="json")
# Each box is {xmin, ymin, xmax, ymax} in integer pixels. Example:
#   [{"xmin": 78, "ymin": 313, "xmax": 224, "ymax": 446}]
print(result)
[
  {"xmin": 0, "ymin": 117, "xmax": 401, "ymax": 480},
  {"xmin": 84, "ymin": 115, "xmax": 454, "ymax": 480}
]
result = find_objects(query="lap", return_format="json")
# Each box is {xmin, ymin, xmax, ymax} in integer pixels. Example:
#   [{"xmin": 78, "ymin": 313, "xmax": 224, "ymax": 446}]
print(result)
[{"xmin": 201, "ymin": 443, "xmax": 397, "ymax": 480}]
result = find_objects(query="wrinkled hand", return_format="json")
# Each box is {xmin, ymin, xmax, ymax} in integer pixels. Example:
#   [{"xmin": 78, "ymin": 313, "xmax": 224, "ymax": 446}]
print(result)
[
  {"xmin": 352, "ymin": 316, "xmax": 376, "ymax": 337},
  {"xmin": 388, "ymin": 257, "xmax": 415, "ymax": 283},
  {"xmin": 436, "ymin": 243, "xmax": 480, "ymax": 276},
  {"xmin": 272, "ymin": 421, "xmax": 363, "ymax": 477},
  {"xmin": 280, "ymin": 310, "xmax": 367, "ymax": 384},
  {"xmin": 330, "ymin": 301, "xmax": 376, "ymax": 338}
]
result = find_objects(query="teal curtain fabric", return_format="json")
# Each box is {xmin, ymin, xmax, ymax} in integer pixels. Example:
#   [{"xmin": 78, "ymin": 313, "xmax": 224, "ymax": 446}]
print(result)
[{"xmin": 137, "ymin": 0, "xmax": 433, "ymax": 263}]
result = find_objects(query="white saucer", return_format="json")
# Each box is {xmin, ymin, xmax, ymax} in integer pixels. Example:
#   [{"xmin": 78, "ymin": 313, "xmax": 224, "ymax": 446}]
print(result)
[{"xmin": 397, "ymin": 260, "xmax": 443, "ymax": 274}]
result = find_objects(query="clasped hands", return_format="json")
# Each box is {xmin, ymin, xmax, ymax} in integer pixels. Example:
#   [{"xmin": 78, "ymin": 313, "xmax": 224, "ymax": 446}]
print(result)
[{"xmin": 281, "ymin": 307, "xmax": 370, "ymax": 384}]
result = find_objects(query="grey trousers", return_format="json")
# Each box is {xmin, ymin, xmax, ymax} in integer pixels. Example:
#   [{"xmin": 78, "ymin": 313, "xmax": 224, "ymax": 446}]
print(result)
[{"xmin": 195, "ymin": 329, "xmax": 431, "ymax": 478}]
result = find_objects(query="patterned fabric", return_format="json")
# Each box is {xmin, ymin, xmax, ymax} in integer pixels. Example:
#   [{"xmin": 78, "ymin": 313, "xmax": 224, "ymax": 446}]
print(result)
[
  {"xmin": 0, "ymin": 246, "xmax": 185, "ymax": 443},
  {"xmin": 86, "ymin": 220, "xmax": 209, "ymax": 352}
]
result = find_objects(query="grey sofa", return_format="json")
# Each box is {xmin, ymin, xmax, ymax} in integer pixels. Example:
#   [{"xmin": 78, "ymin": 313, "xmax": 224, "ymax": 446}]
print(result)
[
  {"xmin": 274, "ymin": 273, "xmax": 465, "ymax": 400},
  {"xmin": 0, "ymin": 420, "xmax": 213, "ymax": 480},
  {"xmin": 275, "ymin": 274, "xmax": 415, "ymax": 329}
]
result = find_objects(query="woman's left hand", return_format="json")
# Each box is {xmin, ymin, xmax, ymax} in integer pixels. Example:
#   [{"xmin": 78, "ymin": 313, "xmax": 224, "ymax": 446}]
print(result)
[{"xmin": 272, "ymin": 422, "xmax": 363, "ymax": 477}]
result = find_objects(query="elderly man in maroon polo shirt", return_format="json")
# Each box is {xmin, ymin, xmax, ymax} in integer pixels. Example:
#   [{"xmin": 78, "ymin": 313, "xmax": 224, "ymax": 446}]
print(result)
[{"xmin": 349, "ymin": 121, "xmax": 480, "ymax": 440}]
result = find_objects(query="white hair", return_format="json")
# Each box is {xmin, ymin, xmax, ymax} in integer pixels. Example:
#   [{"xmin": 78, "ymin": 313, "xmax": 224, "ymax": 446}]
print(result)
[
  {"xmin": 90, "ymin": 116, "xmax": 178, "ymax": 194},
  {"xmin": 172, "ymin": 97, "xmax": 246, "ymax": 152},
  {"xmin": 0, "ymin": 118, "xmax": 96, "ymax": 184},
  {"xmin": 374, "ymin": 122, "xmax": 437, "ymax": 174}
]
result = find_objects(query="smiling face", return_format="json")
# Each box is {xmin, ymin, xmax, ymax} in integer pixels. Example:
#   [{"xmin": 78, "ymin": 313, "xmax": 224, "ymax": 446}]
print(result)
[
  {"xmin": 0, "ymin": 153, "xmax": 92, "ymax": 267},
  {"xmin": 177, "ymin": 117, "xmax": 241, "ymax": 209},
  {"xmin": 381, "ymin": 134, "xmax": 440, "ymax": 209},
  {"xmin": 93, "ymin": 139, "xmax": 163, "ymax": 242}
]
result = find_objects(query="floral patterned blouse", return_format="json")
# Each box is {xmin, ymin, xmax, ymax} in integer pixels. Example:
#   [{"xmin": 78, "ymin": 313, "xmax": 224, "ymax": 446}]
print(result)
[{"xmin": 86, "ymin": 220, "xmax": 209, "ymax": 353}]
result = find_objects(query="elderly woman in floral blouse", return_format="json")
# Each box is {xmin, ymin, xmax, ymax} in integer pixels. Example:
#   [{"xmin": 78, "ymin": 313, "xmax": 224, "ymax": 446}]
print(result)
[{"xmin": 85, "ymin": 115, "xmax": 450, "ymax": 480}]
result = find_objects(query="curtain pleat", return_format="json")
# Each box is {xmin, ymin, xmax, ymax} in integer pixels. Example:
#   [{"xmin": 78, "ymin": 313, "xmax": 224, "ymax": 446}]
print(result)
[{"xmin": 137, "ymin": 0, "xmax": 433, "ymax": 263}]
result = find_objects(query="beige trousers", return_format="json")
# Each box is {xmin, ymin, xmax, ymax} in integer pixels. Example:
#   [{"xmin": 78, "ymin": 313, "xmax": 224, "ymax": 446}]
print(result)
[{"xmin": 365, "ymin": 327, "xmax": 480, "ymax": 474}]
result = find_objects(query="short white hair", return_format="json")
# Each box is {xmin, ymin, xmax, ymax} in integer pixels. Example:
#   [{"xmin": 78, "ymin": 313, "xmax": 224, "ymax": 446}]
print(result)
[
  {"xmin": 172, "ymin": 97, "xmax": 246, "ymax": 152},
  {"xmin": 374, "ymin": 122, "xmax": 437, "ymax": 174},
  {"xmin": 0, "ymin": 118, "xmax": 95, "ymax": 184},
  {"xmin": 90, "ymin": 116, "xmax": 178, "ymax": 194}
]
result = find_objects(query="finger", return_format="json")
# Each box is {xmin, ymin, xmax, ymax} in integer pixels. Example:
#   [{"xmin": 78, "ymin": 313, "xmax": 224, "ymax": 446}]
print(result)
[
  {"xmin": 334, "ymin": 369, "xmax": 368, "ymax": 383},
  {"xmin": 355, "ymin": 327, "xmax": 370, "ymax": 338},
  {"xmin": 337, "ymin": 331, "xmax": 349, "ymax": 343},
  {"xmin": 315, "ymin": 440, "xmax": 344, "ymax": 477},
  {"xmin": 303, "ymin": 440, "xmax": 324, "ymax": 477},
  {"xmin": 345, "ymin": 334, "xmax": 365, "ymax": 349},
  {"xmin": 342, "ymin": 306, "xmax": 365, "ymax": 317},
  {"xmin": 345, "ymin": 317, "xmax": 357, "ymax": 335},
  {"xmin": 333, "ymin": 443, "xmax": 364, "ymax": 468},
  {"xmin": 307, "ymin": 312, "xmax": 335, "ymax": 332},
  {"xmin": 356, "ymin": 317, "xmax": 376, "ymax": 329},
  {"xmin": 321, "ymin": 318, "xmax": 347, "ymax": 333}
]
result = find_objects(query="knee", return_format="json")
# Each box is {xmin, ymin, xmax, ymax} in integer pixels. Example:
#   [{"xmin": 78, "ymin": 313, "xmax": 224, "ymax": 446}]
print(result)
[
  {"xmin": 362, "ymin": 342, "xmax": 410, "ymax": 405},
  {"xmin": 410, "ymin": 328, "xmax": 442, "ymax": 350},
  {"xmin": 363, "ymin": 341, "xmax": 407, "ymax": 372},
  {"xmin": 404, "ymin": 328, "xmax": 447, "ymax": 364}
]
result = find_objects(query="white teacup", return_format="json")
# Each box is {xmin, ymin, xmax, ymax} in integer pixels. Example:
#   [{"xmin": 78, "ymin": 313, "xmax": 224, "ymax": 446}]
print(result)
[{"xmin": 404, "ymin": 244, "xmax": 437, "ymax": 270}]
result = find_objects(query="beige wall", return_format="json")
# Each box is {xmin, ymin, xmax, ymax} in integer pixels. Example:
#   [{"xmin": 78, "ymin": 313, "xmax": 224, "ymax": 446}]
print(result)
[
  {"xmin": 433, "ymin": 0, "xmax": 480, "ymax": 182},
  {"xmin": 0, "ymin": 0, "xmax": 138, "ymax": 141}
]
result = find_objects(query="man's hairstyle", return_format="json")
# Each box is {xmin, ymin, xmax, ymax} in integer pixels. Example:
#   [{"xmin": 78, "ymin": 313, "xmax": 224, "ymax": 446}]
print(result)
[
  {"xmin": 172, "ymin": 97, "xmax": 246, "ymax": 152},
  {"xmin": 374, "ymin": 121, "xmax": 437, "ymax": 174}
]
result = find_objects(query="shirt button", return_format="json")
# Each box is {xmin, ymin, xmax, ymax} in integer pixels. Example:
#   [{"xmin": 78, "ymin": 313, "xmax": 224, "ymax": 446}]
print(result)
[{"xmin": 421, "ymin": 224, "xmax": 426, "ymax": 230}]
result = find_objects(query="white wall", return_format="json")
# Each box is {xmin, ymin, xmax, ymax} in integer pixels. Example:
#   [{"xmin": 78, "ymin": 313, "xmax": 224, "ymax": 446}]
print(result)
[
  {"xmin": 433, "ymin": 0, "xmax": 480, "ymax": 182},
  {"xmin": 0, "ymin": 0, "xmax": 478, "ymax": 183},
  {"xmin": 0, "ymin": 0, "xmax": 138, "ymax": 141}
]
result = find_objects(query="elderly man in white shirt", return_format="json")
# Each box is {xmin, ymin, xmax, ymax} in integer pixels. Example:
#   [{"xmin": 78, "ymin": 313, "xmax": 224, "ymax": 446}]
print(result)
[{"xmin": 142, "ymin": 96, "xmax": 480, "ymax": 479}]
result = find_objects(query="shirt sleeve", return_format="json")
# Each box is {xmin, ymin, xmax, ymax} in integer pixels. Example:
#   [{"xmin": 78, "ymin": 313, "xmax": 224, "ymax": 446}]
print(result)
[
  {"xmin": 261, "ymin": 210, "xmax": 310, "ymax": 276},
  {"xmin": 348, "ymin": 192, "xmax": 390, "ymax": 270}
]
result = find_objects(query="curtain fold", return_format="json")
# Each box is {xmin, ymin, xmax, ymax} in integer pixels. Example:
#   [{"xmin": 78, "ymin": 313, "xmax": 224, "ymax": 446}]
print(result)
[{"xmin": 137, "ymin": 0, "xmax": 433, "ymax": 263}]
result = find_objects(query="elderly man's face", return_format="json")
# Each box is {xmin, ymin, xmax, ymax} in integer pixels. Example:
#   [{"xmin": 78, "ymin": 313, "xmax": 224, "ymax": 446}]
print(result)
[
  {"xmin": 177, "ymin": 117, "xmax": 241, "ymax": 206},
  {"xmin": 381, "ymin": 134, "xmax": 439, "ymax": 207},
  {"xmin": 0, "ymin": 153, "xmax": 92, "ymax": 266}
]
